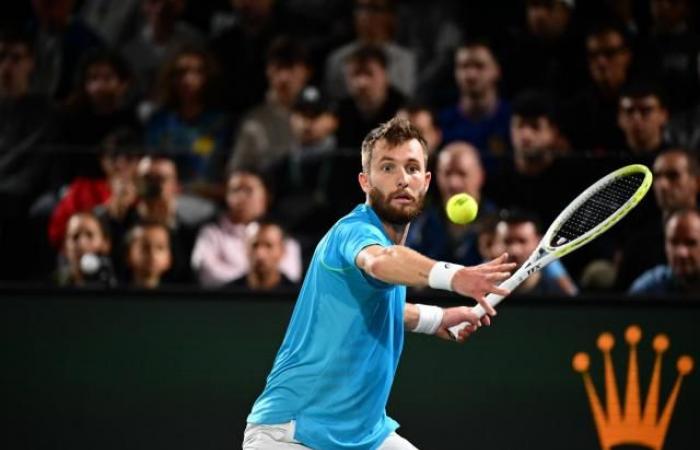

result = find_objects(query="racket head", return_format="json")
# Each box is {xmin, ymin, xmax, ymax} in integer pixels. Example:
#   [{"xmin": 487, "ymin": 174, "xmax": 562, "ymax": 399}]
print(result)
[{"xmin": 542, "ymin": 164, "xmax": 653, "ymax": 258}]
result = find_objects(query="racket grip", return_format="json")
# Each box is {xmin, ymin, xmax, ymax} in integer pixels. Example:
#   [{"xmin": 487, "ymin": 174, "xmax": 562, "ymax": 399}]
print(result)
[{"xmin": 447, "ymin": 292, "xmax": 505, "ymax": 338}]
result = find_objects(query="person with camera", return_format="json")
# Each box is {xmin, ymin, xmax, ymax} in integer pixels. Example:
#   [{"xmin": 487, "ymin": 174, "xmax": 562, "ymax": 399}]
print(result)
[{"xmin": 95, "ymin": 155, "xmax": 214, "ymax": 284}]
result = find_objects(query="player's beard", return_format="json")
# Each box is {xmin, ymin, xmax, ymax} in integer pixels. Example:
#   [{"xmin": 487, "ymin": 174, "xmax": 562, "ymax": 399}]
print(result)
[{"xmin": 369, "ymin": 186, "xmax": 426, "ymax": 226}]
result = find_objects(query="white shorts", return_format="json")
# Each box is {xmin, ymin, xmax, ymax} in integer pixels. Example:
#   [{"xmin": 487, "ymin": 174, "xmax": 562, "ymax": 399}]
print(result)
[{"xmin": 242, "ymin": 421, "xmax": 419, "ymax": 449}]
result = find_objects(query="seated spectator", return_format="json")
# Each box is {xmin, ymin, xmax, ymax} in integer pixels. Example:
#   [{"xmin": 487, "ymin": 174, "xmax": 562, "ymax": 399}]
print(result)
[
  {"xmin": 617, "ymin": 148, "xmax": 700, "ymax": 289},
  {"xmin": 0, "ymin": 27, "xmax": 57, "ymax": 281},
  {"xmin": 121, "ymin": 0, "xmax": 203, "ymax": 100},
  {"xmin": 324, "ymin": 0, "xmax": 415, "ymax": 100},
  {"xmin": 630, "ymin": 208, "xmax": 700, "ymax": 295},
  {"xmin": 562, "ymin": 22, "xmax": 634, "ymax": 153},
  {"xmin": 228, "ymin": 37, "xmax": 312, "ymax": 172},
  {"xmin": 96, "ymin": 155, "xmax": 215, "ymax": 282},
  {"xmin": 616, "ymin": 81, "xmax": 670, "ymax": 160},
  {"xmin": 146, "ymin": 46, "xmax": 231, "ymax": 192},
  {"xmin": 439, "ymin": 39, "xmax": 511, "ymax": 169},
  {"xmin": 57, "ymin": 49, "xmax": 139, "ymax": 183},
  {"xmin": 504, "ymin": 210, "xmax": 578, "ymax": 296},
  {"xmin": 665, "ymin": 103, "xmax": 700, "ymax": 152},
  {"xmin": 56, "ymin": 212, "xmax": 115, "ymax": 286},
  {"xmin": 227, "ymin": 221, "xmax": 297, "ymax": 291},
  {"xmin": 642, "ymin": 0, "xmax": 700, "ymax": 111},
  {"xmin": 191, "ymin": 169, "xmax": 301, "ymax": 288},
  {"xmin": 477, "ymin": 212, "xmax": 508, "ymax": 261},
  {"xmin": 48, "ymin": 128, "xmax": 142, "ymax": 249},
  {"xmin": 397, "ymin": 103, "xmax": 443, "ymax": 162},
  {"xmin": 266, "ymin": 86, "xmax": 360, "ymax": 243},
  {"xmin": 406, "ymin": 142, "xmax": 496, "ymax": 266},
  {"xmin": 501, "ymin": 0, "xmax": 585, "ymax": 99},
  {"xmin": 30, "ymin": 0, "xmax": 102, "ymax": 100},
  {"xmin": 124, "ymin": 221, "xmax": 172, "ymax": 288},
  {"xmin": 336, "ymin": 45, "xmax": 406, "ymax": 148}
]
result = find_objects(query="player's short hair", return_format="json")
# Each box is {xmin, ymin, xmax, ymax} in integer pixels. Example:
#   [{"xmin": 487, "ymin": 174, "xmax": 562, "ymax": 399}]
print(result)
[{"xmin": 361, "ymin": 116, "xmax": 428, "ymax": 173}]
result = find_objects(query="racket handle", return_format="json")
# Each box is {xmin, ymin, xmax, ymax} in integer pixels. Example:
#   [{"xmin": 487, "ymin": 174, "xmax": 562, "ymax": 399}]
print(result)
[{"xmin": 447, "ymin": 270, "xmax": 527, "ymax": 339}]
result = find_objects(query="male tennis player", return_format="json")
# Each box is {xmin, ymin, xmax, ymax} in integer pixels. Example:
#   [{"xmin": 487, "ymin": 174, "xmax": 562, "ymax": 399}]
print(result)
[{"xmin": 243, "ymin": 117, "xmax": 514, "ymax": 449}]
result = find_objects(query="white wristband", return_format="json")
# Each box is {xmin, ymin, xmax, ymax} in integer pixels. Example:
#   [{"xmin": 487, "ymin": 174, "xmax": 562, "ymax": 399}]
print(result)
[
  {"xmin": 428, "ymin": 262, "xmax": 463, "ymax": 291},
  {"xmin": 412, "ymin": 304, "xmax": 444, "ymax": 334}
]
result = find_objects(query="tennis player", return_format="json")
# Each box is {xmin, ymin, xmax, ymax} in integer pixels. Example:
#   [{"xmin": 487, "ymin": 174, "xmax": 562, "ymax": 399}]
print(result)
[{"xmin": 243, "ymin": 117, "xmax": 514, "ymax": 449}]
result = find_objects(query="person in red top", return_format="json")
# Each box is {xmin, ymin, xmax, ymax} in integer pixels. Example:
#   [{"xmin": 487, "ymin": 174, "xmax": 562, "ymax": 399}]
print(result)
[{"xmin": 48, "ymin": 128, "xmax": 141, "ymax": 248}]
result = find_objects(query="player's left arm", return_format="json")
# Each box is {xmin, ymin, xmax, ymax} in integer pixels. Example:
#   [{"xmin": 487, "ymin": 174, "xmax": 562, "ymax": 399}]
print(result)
[{"xmin": 404, "ymin": 302, "xmax": 490, "ymax": 342}]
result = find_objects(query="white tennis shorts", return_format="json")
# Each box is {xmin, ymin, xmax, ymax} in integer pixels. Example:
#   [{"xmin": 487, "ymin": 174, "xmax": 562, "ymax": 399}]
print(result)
[{"xmin": 242, "ymin": 421, "xmax": 419, "ymax": 449}]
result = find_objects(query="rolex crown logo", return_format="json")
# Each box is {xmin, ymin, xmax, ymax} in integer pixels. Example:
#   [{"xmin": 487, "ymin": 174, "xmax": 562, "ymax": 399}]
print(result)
[{"xmin": 572, "ymin": 325, "xmax": 694, "ymax": 450}]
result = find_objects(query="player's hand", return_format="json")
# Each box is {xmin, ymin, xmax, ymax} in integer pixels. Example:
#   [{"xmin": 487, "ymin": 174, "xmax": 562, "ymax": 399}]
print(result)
[
  {"xmin": 451, "ymin": 253, "xmax": 515, "ymax": 315},
  {"xmin": 435, "ymin": 306, "xmax": 491, "ymax": 343}
]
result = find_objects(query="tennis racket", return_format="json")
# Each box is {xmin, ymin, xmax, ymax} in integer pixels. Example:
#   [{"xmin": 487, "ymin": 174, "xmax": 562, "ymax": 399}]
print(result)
[{"xmin": 449, "ymin": 163, "xmax": 653, "ymax": 338}]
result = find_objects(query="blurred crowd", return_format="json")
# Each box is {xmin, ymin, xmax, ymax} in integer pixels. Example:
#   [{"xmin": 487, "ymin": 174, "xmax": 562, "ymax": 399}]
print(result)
[{"xmin": 1, "ymin": 0, "xmax": 700, "ymax": 296}]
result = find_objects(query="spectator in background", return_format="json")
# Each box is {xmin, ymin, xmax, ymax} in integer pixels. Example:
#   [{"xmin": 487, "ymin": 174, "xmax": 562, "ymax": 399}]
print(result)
[
  {"xmin": 30, "ymin": 0, "xmax": 102, "ymax": 100},
  {"xmin": 407, "ymin": 142, "xmax": 495, "ymax": 266},
  {"xmin": 266, "ymin": 86, "xmax": 354, "ymax": 242},
  {"xmin": 0, "ymin": 28, "xmax": 57, "ymax": 281},
  {"xmin": 56, "ymin": 211, "xmax": 114, "ymax": 286},
  {"xmin": 616, "ymin": 81, "xmax": 670, "ymax": 160},
  {"xmin": 439, "ymin": 39, "xmax": 511, "ymax": 168},
  {"xmin": 643, "ymin": 0, "xmax": 700, "ymax": 112},
  {"xmin": 96, "ymin": 155, "xmax": 214, "ymax": 282},
  {"xmin": 79, "ymin": 0, "xmax": 141, "ymax": 47},
  {"xmin": 502, "ymin": 0, "xmax": 585, "ymax": 99},
  {"xmin": 209, "ymin": 0, "xmax": 282, "ymax": 113},
  {"xmin": 617, "ymin": 148, "xmax": 699, "ymax": 289},
  {"xmin": 397, "ymin": 104, "xmax": 443, "ymax": 160},
  {"xmin": 228, "ymin": 37, "xmax": 312, "ymax": 172},
  {"xmin": 324, "ymin": 0, "xmax": 415, "ymax": 100},
  {"xmin": 336, "ymin": 45, "xmax": 405, "ymax": 148},
  {"xmin": 563, "ymin": 22, "xmax": 633, "ymax": 153},
  {"xmin": 124, "ymin": 221, "xmax": 172, "ymax": 288},
  {"xmin": 630, "ymin": 208, "xmax": 700, "ymax": 295},
  {"xmin": 49, "ymin": 128, "xmax": 142, "ymax": 250},
  {"xmin": 58, "ymin": 49, "xmax": 139, "ymax": 184},
  {"xmin": 146, "ymin": 46, "xmax": 231, "ymax": 194},
  {"xmin": 665, "ymin": 103, "xmax": 700, "ymax": 152},
  {"xmin": 228, "ymin": 221, "xmax": 297, "ymax": 290},
  {"xmin": 191, "ymin": 169, "xmax": 301, "ymax": 287},
  {"xmin": 121, "ymin": 0, "xmax": 203, "ymax": 102},
  {"xmin": 503, "ymin": 210, "xmax": 578, "ymax": 296},
  {"xmin": 489, "ymin": 89, "xmax": 579, "ymax": 226}
]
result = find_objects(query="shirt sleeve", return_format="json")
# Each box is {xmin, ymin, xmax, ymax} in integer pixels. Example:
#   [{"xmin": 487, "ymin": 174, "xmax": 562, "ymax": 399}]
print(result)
[{"xmin": 325, "ymin": 219, "xmax": 388, "ymax": 270}]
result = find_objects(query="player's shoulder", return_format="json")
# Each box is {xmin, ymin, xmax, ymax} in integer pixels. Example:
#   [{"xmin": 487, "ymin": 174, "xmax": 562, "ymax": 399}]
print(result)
[{"xmin": 329, "ymin": 204, "xmax": 389, "ymax": 243}]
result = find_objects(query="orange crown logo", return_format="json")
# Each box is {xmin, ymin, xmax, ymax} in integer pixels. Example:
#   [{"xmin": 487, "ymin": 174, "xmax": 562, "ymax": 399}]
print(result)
[{"xmin": 572, "ymin": 325, "xmax": 694, "ymax": 450}]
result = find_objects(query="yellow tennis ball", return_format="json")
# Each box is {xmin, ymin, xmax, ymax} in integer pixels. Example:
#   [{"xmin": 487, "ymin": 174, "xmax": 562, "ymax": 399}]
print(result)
[{"xmin": 446, "ymin": 193, "xmax": 478, "ymax": 225}]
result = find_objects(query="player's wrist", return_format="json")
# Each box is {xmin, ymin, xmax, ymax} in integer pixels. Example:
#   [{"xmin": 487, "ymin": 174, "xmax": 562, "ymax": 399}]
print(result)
[
  {"xmin": 428, "ymin": 261, "xmax": 464, "ymax": 291},
  {"xmin": 411, "ymin": 304, "xmax": 444, "ymax": 334}
]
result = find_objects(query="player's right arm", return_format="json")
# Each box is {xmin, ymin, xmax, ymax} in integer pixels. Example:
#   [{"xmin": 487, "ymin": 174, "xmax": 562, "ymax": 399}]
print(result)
[{"xmin": 355, "ymin": 244, "xmax": 514, "ymax": 315}]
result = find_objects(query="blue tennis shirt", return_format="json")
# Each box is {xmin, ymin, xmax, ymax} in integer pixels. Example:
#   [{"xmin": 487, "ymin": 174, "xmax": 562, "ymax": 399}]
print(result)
[{"xmin": 248, "ymin": 204, "xmax": 406, "ymax": 449}]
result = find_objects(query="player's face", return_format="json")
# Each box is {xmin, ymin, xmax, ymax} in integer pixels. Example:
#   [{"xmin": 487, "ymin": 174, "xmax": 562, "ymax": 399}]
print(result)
[
  {"xmin": 653, "ymin": 152, "xmax": 698, "ymax": 211},
  {"xmin": 665, "ymin": 213, "xmax": 700, "ymax": 280},
  {"xmin": 361, "ymin": 138, "xmax": 431, "ymax": 225},
  {"xmin": 505, "ymin": 222, "xmax": 540, "ymax": 268}
]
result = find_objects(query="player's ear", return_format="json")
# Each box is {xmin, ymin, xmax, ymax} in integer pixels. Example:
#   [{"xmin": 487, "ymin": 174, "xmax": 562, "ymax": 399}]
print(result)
[
  {"xmin": 358, "ymin": 171, "xmax": 371, "ymax": 194},
  {"xmin": 424, "ymin": 171, "xmax": 432, "ymax": 193}
]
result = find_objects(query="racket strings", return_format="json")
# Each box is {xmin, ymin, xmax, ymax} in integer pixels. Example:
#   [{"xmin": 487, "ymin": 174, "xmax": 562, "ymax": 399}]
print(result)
[{"xmin": 551, "ymin": 173, "xmax": 645, "ymax": 247}]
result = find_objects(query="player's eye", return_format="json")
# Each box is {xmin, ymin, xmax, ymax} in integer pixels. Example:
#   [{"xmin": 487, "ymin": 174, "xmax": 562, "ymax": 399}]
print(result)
[
  {"xmin": 407, "ymin": 165, "xmax": 420, "ymax": 174},
  {"xmin": 381, "ymin": 164, "xmax": 393, "ymax": 172}
]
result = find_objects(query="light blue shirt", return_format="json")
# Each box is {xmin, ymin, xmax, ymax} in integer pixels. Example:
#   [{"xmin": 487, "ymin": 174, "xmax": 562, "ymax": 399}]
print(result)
[{"xmin": 248, "ymin": 204, "xmax": 405, "ymax": 450}]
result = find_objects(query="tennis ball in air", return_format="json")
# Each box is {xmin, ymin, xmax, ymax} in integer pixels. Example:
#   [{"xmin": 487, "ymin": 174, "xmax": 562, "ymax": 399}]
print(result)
[{"xmin": 446, "ymin": 193, "xmax": 478, "ymax": 225}]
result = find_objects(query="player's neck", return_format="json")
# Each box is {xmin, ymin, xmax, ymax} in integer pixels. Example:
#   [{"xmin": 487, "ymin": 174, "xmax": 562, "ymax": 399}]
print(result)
[{"xmin": 381, "ymin": 221, "xmax": 409, "ymax": 245}]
